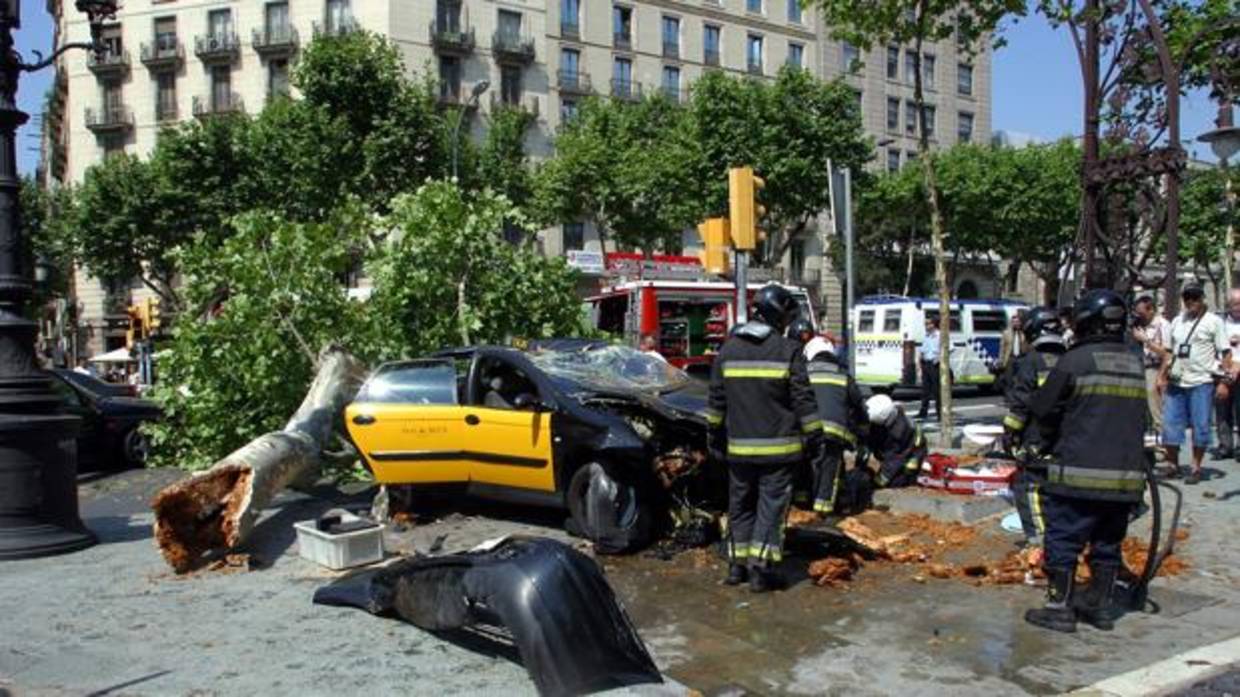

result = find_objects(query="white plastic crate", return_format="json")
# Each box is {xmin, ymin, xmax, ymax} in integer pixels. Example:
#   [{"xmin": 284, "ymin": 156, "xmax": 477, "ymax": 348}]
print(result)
[{"xmin": 294, "ymin": 513, "xmax": 384, "ymax": 570}]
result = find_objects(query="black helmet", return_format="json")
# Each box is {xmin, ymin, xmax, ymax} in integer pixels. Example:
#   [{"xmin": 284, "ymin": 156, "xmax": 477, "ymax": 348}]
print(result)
[
  {"xmin": 1073, "ymin": 289, "xmax": 1128, "ymax": 339},
  {"xmin": 788, "ymin": 318, "xmax": 814, "ymax": 342},
  {"xmin": 1022, "ymin": 306, "xmax": 1064, "ymax": 343},
  {"xmin": 753, "ymin": 284, "xmax": 799, "ymax": 330}
]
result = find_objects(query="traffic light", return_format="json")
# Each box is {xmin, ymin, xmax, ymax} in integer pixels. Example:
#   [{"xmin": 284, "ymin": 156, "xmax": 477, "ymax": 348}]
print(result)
[
  {"xmin": 728, "ymin": 166, "xmax": 766, "ymax": 251},
  {"xmin": 145, "ymin": 297, "xmax": 162, "ymax": 331},
  {"xmin": 125, "ymin": 304, "xmax": 145, "ymax": 349},
  {"xmin": 696, "ymin": 217, "xmax": 731, "ymax": 276}
]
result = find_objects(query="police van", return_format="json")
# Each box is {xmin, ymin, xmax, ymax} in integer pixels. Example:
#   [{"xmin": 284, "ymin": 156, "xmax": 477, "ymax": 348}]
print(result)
[{"xmin": 850, "ymin": 295, "xmax": 1027, "ymax": 390}]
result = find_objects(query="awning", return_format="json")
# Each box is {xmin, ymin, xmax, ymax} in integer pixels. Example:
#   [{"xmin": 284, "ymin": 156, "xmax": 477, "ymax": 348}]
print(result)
[{"xmin": 88, "ymin": 348, "xmax": 136, "ymax": 363}]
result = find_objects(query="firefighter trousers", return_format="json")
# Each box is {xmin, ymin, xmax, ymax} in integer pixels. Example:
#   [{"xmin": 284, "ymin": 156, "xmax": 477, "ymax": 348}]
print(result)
[
  {"xmin": 727, "ymin": 461, "xmax": 794, "ymax": 568},
  {"xmin": 1043, "ymin": 494, "xmax": 1131, "ymax": 571},
  {"xmin": 812, "ymin": 444, "xmax": 845, "ymax": 514},
  {"xmin": 1012, "ymin": 467, "xmax": 1047, "ymax": 546}
]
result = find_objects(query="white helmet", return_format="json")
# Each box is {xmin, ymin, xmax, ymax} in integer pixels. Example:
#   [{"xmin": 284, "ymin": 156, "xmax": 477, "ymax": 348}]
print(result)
[{"xmin": 865, "ymin": 394, "xmax": 896, "ymax": 425}]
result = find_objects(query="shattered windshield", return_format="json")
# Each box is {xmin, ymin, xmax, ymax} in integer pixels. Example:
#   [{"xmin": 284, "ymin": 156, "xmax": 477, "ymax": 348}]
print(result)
[{"xmin": 528, "ymin": 344, "xmax": 692, "ymax": 393}]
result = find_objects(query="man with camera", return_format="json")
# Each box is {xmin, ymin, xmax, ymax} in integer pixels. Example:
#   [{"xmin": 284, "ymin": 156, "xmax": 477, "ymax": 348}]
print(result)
[{"xmin": 1215, "ymin": 289, "xmax": 1240, "ymax": 461}]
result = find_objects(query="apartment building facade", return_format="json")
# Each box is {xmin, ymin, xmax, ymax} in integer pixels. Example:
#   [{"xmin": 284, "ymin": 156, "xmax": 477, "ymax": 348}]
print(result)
[{"xmin": 46, "ymin": 0, "xmax": 989, "ymax": 354}]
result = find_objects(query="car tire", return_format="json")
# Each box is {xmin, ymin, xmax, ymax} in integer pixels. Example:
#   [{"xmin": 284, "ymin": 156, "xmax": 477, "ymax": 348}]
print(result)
[
  {"xmin": 120, "ymin": 427, "xmax": 148, "ymax": 468},
  {"xmin": 566, "ymin": 462, "xmax": 654, "ymax": 555}
]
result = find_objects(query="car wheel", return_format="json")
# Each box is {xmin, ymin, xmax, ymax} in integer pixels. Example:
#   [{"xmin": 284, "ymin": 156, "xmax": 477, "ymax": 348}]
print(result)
[
  {"xmin": 566, "ymin": 462, "xmax": 654, "ymax": 555},
  {"xmin": 120, "ymin": 427, "xmax": 149, "ymax": 468}
]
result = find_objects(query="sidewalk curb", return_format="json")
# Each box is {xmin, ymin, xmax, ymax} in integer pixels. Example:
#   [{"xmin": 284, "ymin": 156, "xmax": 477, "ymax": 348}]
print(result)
[{"xmin": 1066, "ymin": 634, "xmax": 1240, "ymax": 696}]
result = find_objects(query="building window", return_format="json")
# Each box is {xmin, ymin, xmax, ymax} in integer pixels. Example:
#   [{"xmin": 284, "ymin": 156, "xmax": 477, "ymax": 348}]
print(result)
[
  {"xmin": 561, "ymin": 0, "xmax": 579, "ymax": 37},
  {"xmin": 922, "ymin": 54, "xmax": 936, "ymax": 90},
  {"xmin": 439, "ymin": 56, "xmax": 461, "ymax": 99},
  {"xmin": 887, "ymin": 149, "xmax": 900, "ymax": 173},
  {"xmin": 841, "ymin": 42, "xmax": 859, "ymax": 73},
  {"xmin": 156, "ymin": 72, "xmax": 176, "ymax": 120},
  {"xmin": 560, "ymin": 98, "xmax": 578, "ymax": 122},
  {"xmin": 747, "ymin": 34, "xmax": 763, "ymax": 73},
  {"xmin": 210, "ymin": 65, "xmax": 231, "ymax": 110},
  {"xmin": 563, "ymin": 223, "xmax": 585, "ymax": 251},
  {"xmin": 100, "ymin": 24, "xmax": 122, "ymax": 58},
  {"xmin": 613, "ymin": 5, "xmax": 632, "ymax": 47},
  {"xmin": 787, "ymin": 0, "xmax": 802, "ymax": 23},
  {"xmin": 102, "ymin": 82, "xmax": 122, "ymax": 113},
  {"xmin": 788, "ymin": 42, "xmax": 803, "ymax": 69},
  {"xmin": 662, "ymin": 16, "xmax": 679, "ymax": 58},
  {"xmin": 907, "ymin": 150, "xmax": 918, "ymax": 163},
  {"xmin": 208, "ymin": 8, "xmax": 232, "ymax": 38},
  {"xmin": 268, "ymin": 58, "xmax": 290, "ymax": 98},
  {"xmin": 498, "ymin": 9, "xmax": 522, "ymax": 40},
  {"xmin": 958, "ymin": 63, "xmax": 973, "ymax": 96},
  {"xmin": 561, "ymin": 47, "xmax": 579, "ymax": 76},
  {"xmin": 958, "ymin": 111, "xmax": 974, "ymax": 143},
  {"xmin": 886, "ymin": 45, "xmax": 898, "ymax": 79},
  {"xmin": 613, "ymin": 56, "xmax": 633, "ymax": 97},
  {"xmin": 851, "ymin": 89, "xmax": 862, "ymax": 115},
  {"xmin": 886, "ymin": 97, "xmax": 899, "ymax": 131},
  {"xmin": 790, "ymin": 239, "xmax": 805, "ymax": 281},
  {"xmin": 661, "ymin": 65, "xmax": 680, "ymax": 100},
  {"xmin": 437, "ymin": 1, "xmax": 462, "ymax": 32},
  {"xmin": 905, "ymin": 100, "xmax": 917, "ymax": 135},
  {"xmin": 905, "ymin": 50, "xmax": 919, "ymax": 83},
  {"xmin": 265, "ymin": 2, "xmax": 290, "ymax": 37},
  {"xmin": 325, "ymin": 0, "xmax": 351, "ymax": 33},
  {"xmin": 154, "ymin": 16, "xmax": 177, "ymax": 50},
  {"xmin": 500, "ymin": 64, "xmax": 522, "ymax": 105},
  {"xmin": 924, "ymin": 104, "xmax": 936, "ymax": 136},
  {"xmin": 704, "ymin": 24, "xmax": 721, "ymax": 66},
  {"xmin": 747, "ymin": 0, "xmax": 762, "ymax": 13}
]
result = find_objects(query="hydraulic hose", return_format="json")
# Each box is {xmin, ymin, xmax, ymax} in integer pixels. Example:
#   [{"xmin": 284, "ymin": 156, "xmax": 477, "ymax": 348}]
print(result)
[{"xmin": 1129, "ymin": 460, "xmax": 1183, "ymax": 612}]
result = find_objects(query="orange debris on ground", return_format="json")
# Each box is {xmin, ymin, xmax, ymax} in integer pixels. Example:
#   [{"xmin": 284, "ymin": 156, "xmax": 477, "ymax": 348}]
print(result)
[{"xmin": 802, "ymin": 509, "xmax": 1189, "ymax": 589}]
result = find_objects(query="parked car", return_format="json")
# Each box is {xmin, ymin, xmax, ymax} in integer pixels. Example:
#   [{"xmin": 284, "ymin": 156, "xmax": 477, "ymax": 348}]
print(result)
[
  {"xmin": 55, "ymin": 368, "xmax": 138, "ymax": 398},
  {"xmin": 48, "ymin": 369, "xmax": 162, "ymax": 471},
  {"xmin": 344, "ymin": 340, "xmax": 720, "ymax": 553}
]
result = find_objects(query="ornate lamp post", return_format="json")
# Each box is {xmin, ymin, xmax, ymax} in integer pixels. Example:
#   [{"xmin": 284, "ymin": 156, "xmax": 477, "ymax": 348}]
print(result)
[
  {"xmin": 1199, "ymin": 104, "xmax": 1239, "ymax": 295},
  {"xmin": 0, "ymin": 0, "xmax": 117, "ymax": 560}
]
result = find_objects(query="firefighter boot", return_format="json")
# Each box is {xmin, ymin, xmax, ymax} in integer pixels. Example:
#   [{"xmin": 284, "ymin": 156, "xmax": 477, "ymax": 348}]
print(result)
[
  {"xmin": 723, "ymin": 564, "xmax": 749, "ymax": 586},
  {"xmin": 1024, "ymin": 567, "xmax": 1077, "ymax": 633},
  {"xmin": 748, "ymin": 566, "xmax": 784, "ymax": 593},
  {"xmin": 1077, "ymin": 563, "xmax": 1121, "ymax": 631}
]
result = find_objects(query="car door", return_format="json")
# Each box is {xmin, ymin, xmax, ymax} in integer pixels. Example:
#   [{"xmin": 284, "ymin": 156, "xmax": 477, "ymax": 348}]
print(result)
[
  {"xmin": 48, "ymin": 374, "xmax": 103, "ymax": 468},
  {"xmin": 344, "ymin": 360, "xmax": 472, "ymax": 484},
  {"xmin": 463, "ymin": 354, "xmax": 556, "ymax": 492}
]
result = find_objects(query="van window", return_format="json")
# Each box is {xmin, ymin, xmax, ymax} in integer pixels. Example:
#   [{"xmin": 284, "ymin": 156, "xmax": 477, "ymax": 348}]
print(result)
[
  {"xmin": 882, "ymin": 311, "xmax": 901, "ymax": 332},
  {"xmin": 923, "ymin": 308, "xmax": 961, "ymax": 332},
  {"xmin": 971, "ymin": 310, "xmax": 1007, "ymax": 333},
  {"xmin": 597, "ymin": 295, "xmax": 628, "ymax": 335},
  {"xmin": 858, "ymin": 310, "xmax": 875, "ymax": 332}
]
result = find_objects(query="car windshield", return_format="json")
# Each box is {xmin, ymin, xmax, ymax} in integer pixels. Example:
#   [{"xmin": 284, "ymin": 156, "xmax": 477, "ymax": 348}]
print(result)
[{"xmin": 528, "ymin": 344, "xmax": 691, "ymax": 393}]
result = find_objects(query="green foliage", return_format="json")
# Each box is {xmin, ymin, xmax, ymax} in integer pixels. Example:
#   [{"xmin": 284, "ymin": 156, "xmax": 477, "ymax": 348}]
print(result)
[
  {"xmin": 366, "ymin": 181, "xmax": 586, "ymax": 358},
  {"xmin": 145, "ymin": 208, "xmax": 370, "ymax": 470},
  {"xmin": 293, "ymin": 30, "xmax": 406, "ymax": 135},
  {"xmin": 475, "ymin": 105, "xmax": 537, "ymax": 216},
  {"xmin": 1180, "ymin": 167, "xmax": 1233, "ymax": 273},
  {"xmin": 21, "ymin": 179, "xmax": 75, "ymax": 305},
  {"xmin": 809, "ymin": 0, "xmax": 1026, "ymax": 52}
]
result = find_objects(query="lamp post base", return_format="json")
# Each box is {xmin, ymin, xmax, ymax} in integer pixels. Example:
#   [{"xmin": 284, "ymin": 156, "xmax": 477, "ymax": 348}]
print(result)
[{"xmin": 0, "ymin": 413, "xmax": 96, "ymax": 561}]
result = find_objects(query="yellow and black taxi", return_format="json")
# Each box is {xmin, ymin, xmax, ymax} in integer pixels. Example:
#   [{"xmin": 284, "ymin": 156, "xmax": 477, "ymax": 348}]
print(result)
[{"xmin": 344, "ymin": 340, "xmax": 716, "ymax": 552}]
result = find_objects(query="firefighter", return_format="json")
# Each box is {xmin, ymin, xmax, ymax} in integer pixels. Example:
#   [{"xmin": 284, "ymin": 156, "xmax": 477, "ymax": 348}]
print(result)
[
  {"xmin": 1024, "ymin": 290, "xmax": 1147, "ymax": 633},
  {"xmin": 805, "ymin": 342, "xmax": 866, "ymax": 515},
  {"xmin": 860, "ymin": 394, "xmax": 927, "ymax": 489},
  {"xmin": 706, "ymin": 285, "xmax": 822, "ymax": 593},
  {"xmin": 1002, "ymin": 306, "xmax": 1067, "ymax": 556}
]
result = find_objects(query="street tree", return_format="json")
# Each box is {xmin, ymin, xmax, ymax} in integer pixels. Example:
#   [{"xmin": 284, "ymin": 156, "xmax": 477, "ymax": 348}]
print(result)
[
  {"xmin": 684, "ymin": 66, "xmax": 870, "ymax": 265},
  {"xmin": 474, "ymin": 104, "xmax": 538, "ymax": 220},
  {"xmin": 807, "ymin": 0, "xmax": 1025, "ymax": 444},
  {"xmin": 850, "ymin": 167, "xmax": 932, "ymax": 296},
  {"xmin": 1179, "ymin": 167, "xmax": 1235, "ymax": 299}
]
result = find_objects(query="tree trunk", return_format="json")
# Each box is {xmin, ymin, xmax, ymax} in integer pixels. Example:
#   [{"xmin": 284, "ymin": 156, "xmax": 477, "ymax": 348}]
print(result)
[
  {"xmin": 151, "ymin": 346, "xmax": 368, "ymax": 573},
  {"xmin": 912, "ymin": 7, "xmax": 954, "ymax": 448}
]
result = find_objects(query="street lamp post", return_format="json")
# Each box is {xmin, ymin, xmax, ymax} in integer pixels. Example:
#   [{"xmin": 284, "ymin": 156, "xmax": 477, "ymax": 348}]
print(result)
[
  {"xmin": 0, "ymin": 0, "xmax": 117, "ymax": 560},
  {"xmin": 450, "ymin": 80, "xmax": 489, "ymax": 181},
  {"xmin": 1199, "ymin": 103, "xmax": 1240, "ymax": 295}
]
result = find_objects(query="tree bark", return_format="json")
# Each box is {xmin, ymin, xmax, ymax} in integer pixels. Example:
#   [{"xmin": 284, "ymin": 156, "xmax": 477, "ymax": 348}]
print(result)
[{"xmin": 151, "ymin": 346, "xmax": 368, "ymax": 573}]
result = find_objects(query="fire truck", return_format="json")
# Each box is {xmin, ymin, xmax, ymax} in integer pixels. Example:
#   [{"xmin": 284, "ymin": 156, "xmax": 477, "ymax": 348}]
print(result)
[{"xmin": 582, "ymin": 253, "xmax": 817, "ymax": 376}]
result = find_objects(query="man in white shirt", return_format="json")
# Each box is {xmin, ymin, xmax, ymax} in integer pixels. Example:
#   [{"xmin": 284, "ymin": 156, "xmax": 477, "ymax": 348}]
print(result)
[
  {"xmin": 1158, "ymin": 283, "xmax": 1232, "ymax": 483},
  {"xmin": 1215, "ymin": 289, "xmax": 1240, "ymax": 460},
  {"xmin": 1131, "ymin": 294, "xmax": 1169, "ymax": 435}
]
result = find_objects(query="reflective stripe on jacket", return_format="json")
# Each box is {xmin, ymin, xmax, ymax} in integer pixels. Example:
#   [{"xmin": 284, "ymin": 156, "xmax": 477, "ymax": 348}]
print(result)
[{"xmin": 807, "ymin": 355, "xmax": 865, "ymax": 448}]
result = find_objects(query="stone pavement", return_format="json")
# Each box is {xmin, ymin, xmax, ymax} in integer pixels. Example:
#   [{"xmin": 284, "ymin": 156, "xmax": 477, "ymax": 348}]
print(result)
[{"xmin": 2, "ymin": 453, "xmax": 1240, "ymax": 696}]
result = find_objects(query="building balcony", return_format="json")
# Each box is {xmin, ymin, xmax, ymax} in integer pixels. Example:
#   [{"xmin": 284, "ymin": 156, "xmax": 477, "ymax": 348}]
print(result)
[
  {"xmin": 660, "ymin": 85, "xmax": 683, "ymax": 104},
  {"xmin": 662, "ymin": 41, "xmax": 680, "ymax": 59},
  {"xmin": 610, "ymin": 78, "xmax": 642, "ymax": 102},
  {"xmin": 436, "ymin": 90, "xmax": 481, "ymax": 111},
  {"xmin": 87, "ymin": 49, "xmax": 130, "ymax": 78},
  {"xmin": 155, "ymin": 101, "xmax": 179, "ymax": 122},
  {"xmin": 85, "ymin": 105, "xmax": 133, "ymax": 134},
  {"xmin": 747, "ymin": 62, "xmax": 763, "ymax": 75},
  {"xmin": 704, "ymin": 49, "xmax": 721, "ymax": 67},
  {"xmin": 556, "ymin": 70, "xmax": 592, "ymax": 95},
  {"xmin": 429, "ymin": 22, "xmax": 475, "ymax": 55},
  {"xmin": 193, "ymin": 93, "xmax": 245, "ymax": 118},
  {"xmin": 490, "ymin": 92, "xmax": 539, "ymax": 118},
  {"xmin": 194, "ymin": 32, "xmax": 240, "ymax": 63},
  {"xmin": 492, "ymin": 31, "xmax": 535, "ymax": 64},
  {"xmin": 614, "ymin": 32, "xmax": 632, "ymax": 50},
  {"xmin": 313, "ymin": 17, "xmax": 359, "ymax": 38},
  {"xmin": 560, "ymin": 20, "xmax": 580, "ymax": 40},
  {"xmin": 252, "ymin": 26, "xmax": 299, "ymax": 56},
  {"xmin": 140, "ymin": 40, "xmax": 184, "ymax": 70}
]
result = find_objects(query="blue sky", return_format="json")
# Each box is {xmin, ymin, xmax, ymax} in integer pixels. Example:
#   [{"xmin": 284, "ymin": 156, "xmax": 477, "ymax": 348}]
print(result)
[{"xmin": 12, "ymin": 0, "xmax": 1224, "ymax": 176}]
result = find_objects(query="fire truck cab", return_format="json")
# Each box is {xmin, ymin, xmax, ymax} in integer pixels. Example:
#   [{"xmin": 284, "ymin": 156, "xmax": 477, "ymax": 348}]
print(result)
[{"xmin": 583, "ymin": 254, "xmax": 817, "ymax": 376}]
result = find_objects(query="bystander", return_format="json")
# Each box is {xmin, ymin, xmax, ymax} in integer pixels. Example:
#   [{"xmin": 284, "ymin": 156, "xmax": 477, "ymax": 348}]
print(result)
[
  {"xmin": 1215, "ymin": 289, "xmax": 1240, "ymax": 460},
  {"xmin": 1131, "ymin": 294, "xmax": 1170, "ymax": 436},
  {"xmin": 917, "ymin": 316, "xmax": 943, "ymax": 421}
]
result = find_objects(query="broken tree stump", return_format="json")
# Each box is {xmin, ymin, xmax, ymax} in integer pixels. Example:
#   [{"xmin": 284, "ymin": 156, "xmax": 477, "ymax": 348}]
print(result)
[{"xmin": 151, "ymin": 346, "xmax": 368, "ymax": 573}]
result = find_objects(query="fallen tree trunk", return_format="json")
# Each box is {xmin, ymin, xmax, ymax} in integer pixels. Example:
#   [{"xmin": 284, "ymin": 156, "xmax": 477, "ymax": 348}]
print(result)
[{"xmin": 151, "ymin": 346, "xmax": 368, "ymax": 573}]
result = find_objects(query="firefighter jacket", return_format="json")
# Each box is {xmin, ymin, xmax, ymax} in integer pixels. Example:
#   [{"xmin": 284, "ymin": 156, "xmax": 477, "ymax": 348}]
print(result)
[
  {"xmin": 807, "ymin": 353, "xmax": 866, "ymax": 449},
  {"xmin": 864, "ymin": 410, "xmax": 927, "ymax": 487},
  {"xmin": 1031, "ymin": 335, "xmax": 1148, "ymax": 503},
  {"xmin": 1002, "ymin": 339, "xmax": 1066, "ymax": 459},
  {"xmin": 706, "ymin": 321, "xmax": 820, "ymax": 464}
]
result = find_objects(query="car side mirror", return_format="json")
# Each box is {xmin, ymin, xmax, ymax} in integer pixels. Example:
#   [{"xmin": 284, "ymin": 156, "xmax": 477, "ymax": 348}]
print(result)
[{"xmin": 513, "ymin": 393, "xmax": 542, "ymax": 411}]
